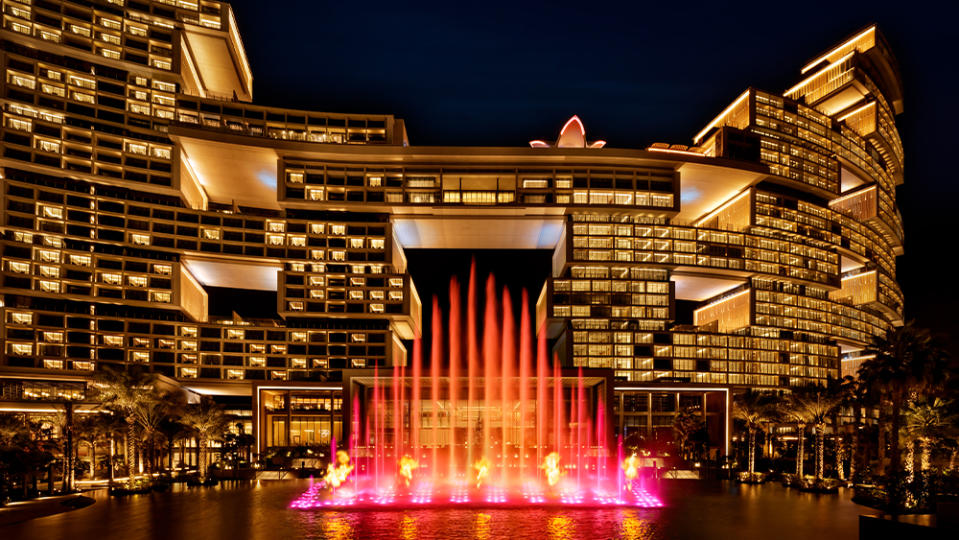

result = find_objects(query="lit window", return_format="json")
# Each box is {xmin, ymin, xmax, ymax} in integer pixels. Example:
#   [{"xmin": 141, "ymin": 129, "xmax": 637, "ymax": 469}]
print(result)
[
  {"xmin": 70, "ymin": 254, "xmax": 91, "ymax": 266},
  {"xmin": 125, "ymin": 141, "xmax": 148, "ymax": 155},
  {"xmin": 267, "ymin": 221, "xmax": 285, "ymax": 232},
  {"xmin": 227, "ymin": 369, "xmax": 245, "ymax": 380},
  {"xmin": 10, "ymin": 343, "xmax": 33, "ymax": 356},
  {"xmin": 150, "ymin": 291, "xmax": 172, "ymax": 303},
  {"xmin": 7, "ymin": 72, "xmax": 36, "ymax": 89},
  {"xmin": 100, "ymin": 273, "xmax": 122, "ymax": 285},
  {"xmin": 103, "ymin": 335, "xmax": 123, "ymax": 346},
  {"xmin": 249, "ymin": 356, "xmax": 266, "ymax": 367},
  {"xmin": 39, "ymin": 280, "xmax": 60, "ymax": 293},
  {"xmin": 8, "ymin": 261, "xmax": 30, "ymax": 274},
  {"xmin": 8, "ymin": 312, "xmax": 33, "ymax": 325},
  {"xmin": 153, "ymin": 264, "xmax": 172, "ymax": 275},
  {"xmin": 74, "ymin": 361, "xmax": 94, "ymax": 371},
  {"xmin": 36, "ymin": 139, "xmax": 61, "ymax": 153},
  {"xmin": 38, "ymin": 265, "xmax": 59, "ymax": 278},
  {"xmin": 131, "ymin": 351, "xmax": 150, "ymax": 363},
  {"xmin": 288, "ymin": 171, "xmax": 304, "ymax": 184},
  {"xmin": 6, "ymin": 116, "xmax": 32, "ymax": 131},
  {"xmin": 128, "ymin": 275, "xmax": 147, "ymax": 287},
  {"xmin": 43, "ymin": 359, "xmax": 65, "ymax": 370},
  {"xmin": 288, "ymin": 301, "xmax": 304, "ymax": 311},
  {"xmin": 180, "ymin": 367, "xmax": 198, "ymax": 378},
  {"xmin": 131, "ymin": 234, "xmax": 151, "ymax": 246},
  {"xmin": 288, "ymin": 235, "xmax": 306, "ymax": 247}
]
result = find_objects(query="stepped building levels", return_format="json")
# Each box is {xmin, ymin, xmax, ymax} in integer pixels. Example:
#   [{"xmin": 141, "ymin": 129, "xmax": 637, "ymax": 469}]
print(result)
[{"xmin": 0, "ymin": 1, "xmax": 904, "ymax": 455}]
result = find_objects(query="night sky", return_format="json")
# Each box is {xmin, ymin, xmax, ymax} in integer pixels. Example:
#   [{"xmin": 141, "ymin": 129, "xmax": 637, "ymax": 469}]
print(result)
[{"xmin": 225, "ymin": 0, "xmax": 959, "ymax": 357}]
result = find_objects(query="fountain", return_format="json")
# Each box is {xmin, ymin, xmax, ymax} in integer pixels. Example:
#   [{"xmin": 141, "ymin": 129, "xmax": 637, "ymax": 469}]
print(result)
[{"xmin": 290, "ymin": 262, "xmax": 663, "ymax": 510}]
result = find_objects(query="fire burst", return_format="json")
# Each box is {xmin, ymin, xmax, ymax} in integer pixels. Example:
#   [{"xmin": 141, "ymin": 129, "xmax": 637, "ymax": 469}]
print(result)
[
  {"xmin": 622, "ymin": 453, "xmax": 640, "ymax": 489},
  {"xmin": 325, "ymin": 450, "xmax": 353, "ymax": 489},
  {"xmin": 398, "ymin": 455, "xmax": 419, "ymax": 487},
  {"xmin": 540, "ymin": 452, "xmax": 563, "ymax": 487},
  {"xmin": 473, "ymin": 458, "xmax": 489, "ymax": 488}
]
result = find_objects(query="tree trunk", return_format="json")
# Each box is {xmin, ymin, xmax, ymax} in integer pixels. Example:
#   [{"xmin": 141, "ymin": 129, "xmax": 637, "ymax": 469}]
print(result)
[
  {"xmin": 198, "ymin": 436, "xmax": 207, "ymax": 478},
  {"xmin": 748, "ymin": 428, "xmax": 756, "ymax": 474},
  {"xmin": 796, "ymin": 426, "xmax": 805, "ymax": 478},
  {"xmin": 108, "ymin": 437, "xmax": 115, "ymax": 488},
  {"xmin": 64, "ymin": 402, "xmax": 74, "ymax": 492},
  {"xmin": 877, "ymin": 407, "xmax": 887, "ymax": 475},
  {"xmin": 125, "ymin": 418, "xmax": 136, "ymax": 487},
  {"xmin": 850, "ymin": 404, "xmax": 861, "ymax": 483},
  {"xmin": 91, "ymin": 441, "xmax": 97, "ymax": 480},
  {"xmin": 889, "ymin": 394, "xmax": 903, "ymax": 478},
  {"xmin": 815, "ymin": 424, "xmax": 825, "ymax": 479}
]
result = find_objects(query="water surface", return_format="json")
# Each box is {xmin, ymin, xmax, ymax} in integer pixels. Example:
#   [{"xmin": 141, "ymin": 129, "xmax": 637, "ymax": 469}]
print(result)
[{"xmin": 2, "ymin": 479, "xmax": 872, "ymax": 539}]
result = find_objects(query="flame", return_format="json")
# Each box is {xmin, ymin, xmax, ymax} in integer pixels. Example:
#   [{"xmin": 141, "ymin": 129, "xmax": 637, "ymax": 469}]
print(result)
[
  {"xmin": 540, "ymin": 452, "xmax": 563, "ymax": 487},
  {"xmin": 325, "ymin": 450, "xmax": 354, "ymax": 489},
  {"xmin": 622, "ymin": 453, "xmax": 640, "ymax": 488},
  {"xmin": 398, "ymin": 455, "xmax": 419, "ymax": 487},
  {"xmin": 473, "ymin": 458, "xmax": 489, "ymax": 489}
]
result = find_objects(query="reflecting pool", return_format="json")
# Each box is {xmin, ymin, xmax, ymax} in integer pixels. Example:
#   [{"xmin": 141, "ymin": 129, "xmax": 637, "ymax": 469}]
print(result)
[{"xmin": 2, "ymin": 479, "xmax": 871, "ymax": 539}]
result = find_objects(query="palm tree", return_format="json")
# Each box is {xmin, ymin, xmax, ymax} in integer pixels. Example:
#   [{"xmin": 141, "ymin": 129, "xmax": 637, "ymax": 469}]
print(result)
[
  {"xmin": 734, "ymin": 390, "xmax": 777, "ymax": 475},
  {"xmin": 903, "ymin": 398, "xmax": 958, "ymax": 473},
  {"xmin": 132, "ymin": 391, "xmax": 185, "ymax": 474},
  {"xmin": 93, "ymin": 366, "xmax": 158, "ymax": 487},
  {"xmin": 180, "ymin": 397, "xmax": 228, "ymax": 479},
  {"xmin": 839, "ymin": 375, "xmax": 870, "ymax": 483},
  {"xmin": 859, "ymin": 323, "xmax": 949, "ymax": 483},
  {"xmin": 672, "ymin": 406, "xmax": 705, "ymax": 461},
  {"xmin": 790, "ymin": 384, "xmax": 843, "ymax": 479},
  {"xmin": 781, "ymin": 393, "xmax": 810, "ymax": 478}
]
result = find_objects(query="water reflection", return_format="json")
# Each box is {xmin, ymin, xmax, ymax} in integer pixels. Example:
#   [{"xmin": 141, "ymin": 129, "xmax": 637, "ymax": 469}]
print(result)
[
  {"xmin": 2, "ymin": 480, "xmax": 869, "ymax": 540},
  {"xmin": 400, "ymin": 513, "xmax": 417, "ymax": 540},
  {"xmin": 546, "ymin": 514, "xmax": 575, "ymax": 540},
  {"xmin": 474, "ymin": 512, "xmax": 492, "ymax": 540},
  {"xmin": 619, "ymin": 509, "xmax": 655, "ymax": 540},
  {"xmin": 321, "ymin": 513, "xmax": 355, "ymax": 540}
]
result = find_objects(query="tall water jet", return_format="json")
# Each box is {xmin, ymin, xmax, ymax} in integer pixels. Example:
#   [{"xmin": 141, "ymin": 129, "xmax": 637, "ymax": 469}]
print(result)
[
  {"xmin": 466, "ymin": 261, "xmax": 479, "ymax": 468},
  {"xmin": 553, "ymin": 354, "xmax": 562, "ymax": 468},
  {"xmin": 499, "ymin": 288, "xmax": 515, "ymax": 482},
  {"xmin": 518, "ymin": 288, "xmax": 532, "ymax": 478},
  {"xmin": 448, "ymin": 277, "xmax": 461, "ymax": 481},
  {"xmin": 430, "ymin": 296, "xmax": 441, "ymax": 482},
  {"xmin": 577, "ymin": 365, "xmax": 585, "ymax": 488},
  {"xmin": 411, "ymin": 338, "xmax": 422, "ymax": 455},
  {"xmin": 482, "ymin": 275, "xmax": 498, "ymax": 475},
  {"xmin": 373, "ymin": 362, "xmax": 380, "ymax": 488},
  {"xmin": 536, "ymin": 331, "xmax": 547, "ymax": 470}
]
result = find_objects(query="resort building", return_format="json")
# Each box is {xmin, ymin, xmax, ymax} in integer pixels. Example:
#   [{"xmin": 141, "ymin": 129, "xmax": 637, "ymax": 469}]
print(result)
[{"xmin": 0, "ymin": 1, "xmax": 903, "ymax": 458}]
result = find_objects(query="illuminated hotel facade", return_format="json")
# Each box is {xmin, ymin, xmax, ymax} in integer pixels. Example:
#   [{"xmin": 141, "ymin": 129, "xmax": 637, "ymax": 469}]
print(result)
[{"xmin": 0, "ymin": 1, "xmax": 904, "ymax": 455}]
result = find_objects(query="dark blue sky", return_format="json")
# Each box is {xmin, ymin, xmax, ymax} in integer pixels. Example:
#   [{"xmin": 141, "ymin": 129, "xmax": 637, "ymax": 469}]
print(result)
[{"xmin": 228, "ymin": 0, "xmax": 959, "ymax": 354}]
